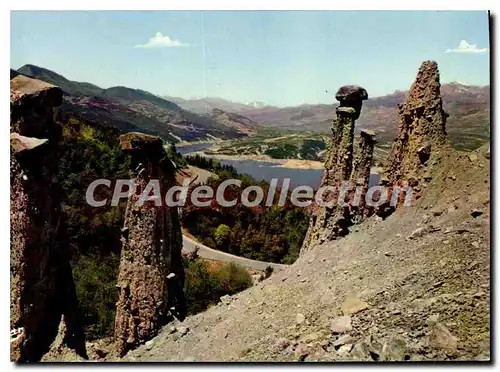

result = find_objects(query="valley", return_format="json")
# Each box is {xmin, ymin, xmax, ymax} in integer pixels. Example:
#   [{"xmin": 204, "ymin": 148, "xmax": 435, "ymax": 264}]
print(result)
[
  {"xmin": 10, "ymin": 57, "xmax": 491, "ymax": 365},
  {"xmin": 9, "ymin": 9, "xmax": 492, "ymax": 365}
]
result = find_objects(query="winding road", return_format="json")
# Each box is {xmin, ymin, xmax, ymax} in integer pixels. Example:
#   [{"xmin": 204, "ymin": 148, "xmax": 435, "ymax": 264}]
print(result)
[{"xmin": 182, "ymin": 235, "xmax": 288, "ymax": 271}]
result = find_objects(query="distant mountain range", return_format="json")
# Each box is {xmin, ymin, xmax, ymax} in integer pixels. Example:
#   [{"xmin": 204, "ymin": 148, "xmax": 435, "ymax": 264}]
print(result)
[
  {"xmin": 13, "ymin": 65, "xmax": 256, "ymax": 143},
  {"xmin": 164, "ymin": 96, "xmax": 271, "ymax": 114},
  {"xmin": 14, "ymin": 64, "xmax": 490, "ymax": 150},
  {"xmin": 228, "ymin": 83, "xmax": 489, "ymax": 150},
  {"xmin": 163, "ymin": 96, "xmax": 264, "ymax": 115},
  {"xmin": 165, "ymin": 83, "xmax": 490, "ymax": 150}
]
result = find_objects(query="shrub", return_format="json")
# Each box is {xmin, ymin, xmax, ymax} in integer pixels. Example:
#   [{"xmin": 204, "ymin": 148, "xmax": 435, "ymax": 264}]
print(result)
[
  {"xmin": 202, "ymin": 237, "xmax": 216, "ymax": 248},
  {"xmin": 183, "ymin": 260, "xmax": 253, "ymax": 315},
  {"xmin": 264, "ymin": 266, "xmax": 274, "ymax": 279},
  {"xmin": 184, "ymin": 260, "xmax": 221, "ymax": 314},
  {"xmin": 217, "ymin": 262, "xmax": 254, "ymax": 294}
]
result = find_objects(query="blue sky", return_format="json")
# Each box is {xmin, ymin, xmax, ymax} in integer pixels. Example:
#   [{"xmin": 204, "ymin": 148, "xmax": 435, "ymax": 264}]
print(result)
[{"xmin": 11, "ymin": 11, "xmax": 490, "ymax": 107}]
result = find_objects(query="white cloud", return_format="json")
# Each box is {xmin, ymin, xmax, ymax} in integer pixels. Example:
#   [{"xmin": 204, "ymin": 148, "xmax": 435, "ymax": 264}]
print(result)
[
  {"xmin": 135, "ymin": 32, "xmax": 190, "ymax": 48},
  {"xmin": 445, "ymin": 40, "xmax": 488, "ymax": 54}
]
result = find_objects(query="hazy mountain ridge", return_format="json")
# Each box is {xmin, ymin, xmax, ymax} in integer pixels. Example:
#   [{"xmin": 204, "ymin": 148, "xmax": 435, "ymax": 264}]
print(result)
[
  {"xmin": 167, "ymin": 82, "xmax": 490, "ymax": 150},
  {"xmin": 164, "ymin": 96, "xmax": 264, "ymax": 115},
  {"xmin": 210, "ymin": 108, "xmax": 259, "ymax": 135},
  {"xmin": 221, "ymin": 83, "xmax": 489, "ymax": 150},
  {"xmin": 16, "ymin": 64, "xmax": 489, "ymax": 150},
  {"xmin": 15, "ymin": 65, "xmax": 256, "ymax": 143}
]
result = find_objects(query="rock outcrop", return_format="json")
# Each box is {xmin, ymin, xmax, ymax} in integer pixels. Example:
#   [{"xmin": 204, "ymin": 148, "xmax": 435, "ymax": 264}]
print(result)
[
  {"xmin": 301, "ymin": 86, "xmax": 371, "ymax": 253},
  {"xmin": 387, "ymin": 61, "xmax": 450, "ymax": 188},
  {"xmin": 349, "ymin": 130, "xmax": 377, "ymax": 224},
  {"xmin": 114, "ymin": 132, "xmax": 185, "ymax": 357},
  {"xmin": 302, "ymin": 62, "xmax": 452, "ymax": 253},
  {"xmin": 10, "ymin": 75, "xmax": 86, "ymax": 362}
]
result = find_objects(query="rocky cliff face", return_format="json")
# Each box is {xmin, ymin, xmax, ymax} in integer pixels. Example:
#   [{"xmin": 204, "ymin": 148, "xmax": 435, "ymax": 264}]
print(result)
[
  {"xmin": 301, "ymin": 86, "xmax": 373, "ymax": 252},
  {"xmin": 10, "ymin": 75, "xmax": 86, "ymax": 362},
  {"xmin": 387, "ymin": 61, "xmax": 450, "ymax": 188},
  {"xmin": 114, "ymin": 132, "xmax": 184, "ymax": 357}
]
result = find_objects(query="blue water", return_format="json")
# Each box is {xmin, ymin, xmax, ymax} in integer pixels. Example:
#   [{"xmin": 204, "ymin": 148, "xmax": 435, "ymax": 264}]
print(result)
[
  {"xmin": 219, "ymin": 159, "xmax": 324, "ymax": 189},
  {"xmin": 176, "ymin": 143, "xmax": 324, "ymax": 188},
  {"xmin": 176, "ymin": 142, "xmax": 379, "ymax": 190}
]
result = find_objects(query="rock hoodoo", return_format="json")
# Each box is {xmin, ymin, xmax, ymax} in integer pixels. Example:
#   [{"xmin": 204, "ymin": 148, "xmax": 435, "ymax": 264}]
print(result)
[
  {"xmin": 114, "ymin": 132, "xmax": 185, "ymax": 357},
  {"xmin": 387, "ymin": 61, "xmax": 450, "ymax": 187},
  {"xmin": 302, "ymin": 62, "xmax": 452, "ymax": 254},
  {"xmin": 349, "ymin": 129, "xmax": 377, "ymax": 224},
  {"xmin": 301, "ymin": 86, "xmax": 372, "ymax": 253},
  {"xmin": 335, "ymin": 85, "xmax": 368, "ymax": 120},
  {"xmin": 10, "ymin": 75, "xmax": 86, "ymax": 362}
]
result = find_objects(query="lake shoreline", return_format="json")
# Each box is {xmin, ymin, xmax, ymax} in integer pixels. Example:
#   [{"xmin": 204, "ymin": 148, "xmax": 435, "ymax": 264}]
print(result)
[
  {"xmin": 174, "ymin": 139, "xmax": 222, "ymax": 147},
  {"xmin": 189, "ymin": 151, "xmax": 325, "ymax": 170},
  {"xmin": 174, "ymin": 141, "xmax": 325, "ymax": 170}
]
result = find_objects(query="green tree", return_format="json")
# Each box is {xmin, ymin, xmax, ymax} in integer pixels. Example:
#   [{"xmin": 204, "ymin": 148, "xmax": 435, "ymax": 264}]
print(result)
[
  {"xmin": 214, "ymin": 224, "xmax": 231, "ymax": 248},
  {"xmin": 72, "ymin": 253, "xmax": 120, "ymax": 340}
]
